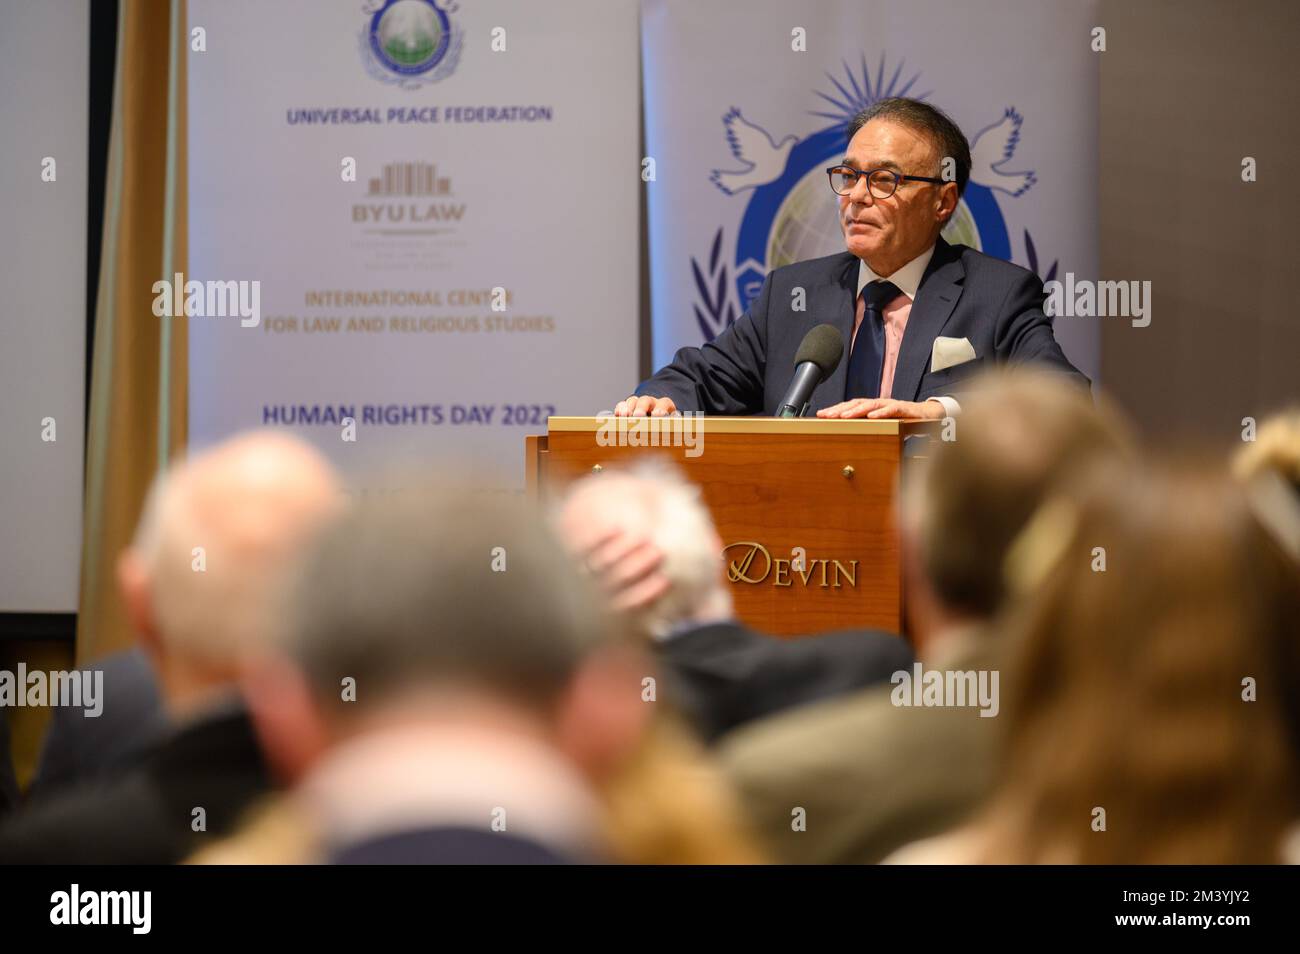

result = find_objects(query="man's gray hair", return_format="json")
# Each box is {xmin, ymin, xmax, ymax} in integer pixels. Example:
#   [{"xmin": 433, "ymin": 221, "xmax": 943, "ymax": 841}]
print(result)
[{"xmin": 284, "ymin": 478, "xmax": 612, "ymax": 712}]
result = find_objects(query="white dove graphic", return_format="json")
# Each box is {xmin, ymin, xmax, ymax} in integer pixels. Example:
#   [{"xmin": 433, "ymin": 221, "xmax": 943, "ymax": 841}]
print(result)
[
  {"xmin": 969, "ymin": 108, "xmax": 1036, "ymax": 197},
  {"xmin": 710, "ymin": 108, "xmax": 798, "ymax": 196}
]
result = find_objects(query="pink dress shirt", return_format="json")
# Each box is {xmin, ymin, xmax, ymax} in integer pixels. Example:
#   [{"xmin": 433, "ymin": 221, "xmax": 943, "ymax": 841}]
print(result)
[{"xmin": 850, "ymin": 289, "xmax": 912, "ymax": 400}]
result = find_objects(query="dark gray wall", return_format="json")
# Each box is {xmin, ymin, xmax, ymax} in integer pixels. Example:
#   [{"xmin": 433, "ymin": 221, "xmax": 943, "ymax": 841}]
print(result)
[{"xmin": 1099, "ymin": 0, "xmax": 1300, "ymax": 444}]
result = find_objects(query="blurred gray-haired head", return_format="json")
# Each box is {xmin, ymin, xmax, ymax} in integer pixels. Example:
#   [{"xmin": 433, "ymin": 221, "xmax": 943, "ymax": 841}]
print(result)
[
  {"xmin": 556, "ymin": 462, "xmax": 732, "ymax": 640},
  {"xmin": 283, "ymin": 477, "xmax": 613, "ymax": 713},
  {"xmin": 900, "ymin": 368, "xmax": 1133, "ymax": 619}
]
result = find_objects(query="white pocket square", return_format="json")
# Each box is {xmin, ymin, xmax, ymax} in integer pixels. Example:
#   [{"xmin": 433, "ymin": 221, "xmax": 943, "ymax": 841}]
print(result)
[{"xmin": 930, "ymin": 336, "xmax": 978, "ymax": 374}]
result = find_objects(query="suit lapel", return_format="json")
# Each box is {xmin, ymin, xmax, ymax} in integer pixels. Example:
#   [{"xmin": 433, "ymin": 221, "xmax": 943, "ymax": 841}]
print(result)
[
  {"xmin": 808, "ymin": 252, "xmax": 859, "ymax": 411},
  {"xmin": 891, "ymin": 239, "xmax": 965, "ymax": 402}
]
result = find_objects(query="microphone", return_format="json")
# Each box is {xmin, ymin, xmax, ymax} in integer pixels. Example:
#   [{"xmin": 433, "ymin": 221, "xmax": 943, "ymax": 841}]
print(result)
[{"xmin": 775, "ymin": 324, "xmax": 844, "ymax": 418}]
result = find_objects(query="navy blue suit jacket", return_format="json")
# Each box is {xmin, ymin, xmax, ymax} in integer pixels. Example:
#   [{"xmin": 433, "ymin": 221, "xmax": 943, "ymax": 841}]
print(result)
[
  {"xmin": 330, "ymin": 828, "xmax": 579, "ymax": 865},
  {"xmin": 657, "ymin": 622, "xmax": 914, "ymax": 744},
  {"xmin": 28, "ymin": 648, "xmax": 166, "ymax": 802},
  {"xmin": 636, "ymin": 239, "xmax": 1088, "ymax": 415}
]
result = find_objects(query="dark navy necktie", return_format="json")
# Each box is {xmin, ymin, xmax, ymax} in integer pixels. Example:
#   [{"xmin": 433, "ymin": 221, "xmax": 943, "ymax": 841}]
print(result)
[{"xmin": 845, "ymin": 280, "xmax": 900, "ymax": 400}]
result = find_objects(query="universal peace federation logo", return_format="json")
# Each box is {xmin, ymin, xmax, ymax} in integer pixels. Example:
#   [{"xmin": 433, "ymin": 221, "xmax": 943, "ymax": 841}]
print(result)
[{"xmin": 359, "ymin": 0, "xmax": 463, "ymax": 89}]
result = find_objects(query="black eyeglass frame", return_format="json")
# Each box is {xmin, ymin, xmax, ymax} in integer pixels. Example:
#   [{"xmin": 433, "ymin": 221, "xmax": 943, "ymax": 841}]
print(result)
[{"xmin": 826, "ymin": 165, "xmax": 947, "ymax": 198}]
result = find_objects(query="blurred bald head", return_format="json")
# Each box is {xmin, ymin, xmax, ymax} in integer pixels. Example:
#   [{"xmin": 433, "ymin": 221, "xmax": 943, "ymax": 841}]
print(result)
[{"xmin": 121, "ymin": 432, "xmax": 341, "ymax": 677}]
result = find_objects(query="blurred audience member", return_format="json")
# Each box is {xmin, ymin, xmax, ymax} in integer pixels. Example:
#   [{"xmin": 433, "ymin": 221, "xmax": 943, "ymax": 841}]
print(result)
[
  {"xmin": 1234, "ymin": 405, "xmax": 1300, "ymax": 555},
  {"xmin": 1234, "ymin": 407, "xmax": 1300, "ymax": 488},
  {"xmin": 596, "ymin": 716, "xmax": 766, "ymax": 864},
  {"xmin": 720, "ymin": 370, "xmax": 1133, "ymax": 863},
  {"xmin": 0, "ymin": 433, "xmax": 340, "ymax": 863},
  {"xmin": 0, "ymin": 709, "xmax": 17, "ymax": 818},
  {"xmin": 27, "ymin": 647, "xmax": 165, "ymax": 801},
  {"xmin": 242, "ymin": 482, "xmax": 665, "ymax": 864},
  {"xmin": 1233, "ymin": 408, "xmax": 1300, "ymax": 795},
  {"xmin": 195, "ymin": 713, "xmax": 764, "ymax": 866},
  {"xmin": 556, "ymin": 463, "xmax": 913, "ymax": 744},
  {"xmin": 890, "ymin": 458, "xmax": 1300, "ymax": 863}
]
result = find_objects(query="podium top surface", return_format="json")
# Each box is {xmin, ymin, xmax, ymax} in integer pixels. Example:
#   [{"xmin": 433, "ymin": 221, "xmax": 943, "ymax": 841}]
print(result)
[{"xmin": 547, "ymin": 416, "xmax": 938, "ymax": 436}]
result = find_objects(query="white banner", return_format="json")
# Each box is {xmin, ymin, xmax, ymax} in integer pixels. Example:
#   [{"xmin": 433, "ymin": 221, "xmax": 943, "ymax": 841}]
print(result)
[
  {"xmin": 641, "ymin": 0, "xmax": 1100, "ymax": 381},
  {"xmin": 188, "ymin": 0, "xmax": 639, "ymax": 485}
]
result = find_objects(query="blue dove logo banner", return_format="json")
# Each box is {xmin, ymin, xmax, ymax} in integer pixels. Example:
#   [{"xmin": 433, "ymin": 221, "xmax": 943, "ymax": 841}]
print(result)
[{"xmin": 641, "ymin": 0, "xmax": 1099, "ymax": 380}]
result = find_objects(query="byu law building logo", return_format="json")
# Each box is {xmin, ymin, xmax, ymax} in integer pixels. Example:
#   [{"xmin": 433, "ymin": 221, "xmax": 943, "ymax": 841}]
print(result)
[{"xmin": 352, "ymin": 159, "xmax": 467, "ymax": 231}]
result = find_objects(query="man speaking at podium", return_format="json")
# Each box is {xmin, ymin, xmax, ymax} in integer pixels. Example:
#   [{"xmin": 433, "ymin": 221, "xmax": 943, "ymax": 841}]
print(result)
[{"xmin": 614, "ymin": 98, "xmax": 1086, "ymax": 420}]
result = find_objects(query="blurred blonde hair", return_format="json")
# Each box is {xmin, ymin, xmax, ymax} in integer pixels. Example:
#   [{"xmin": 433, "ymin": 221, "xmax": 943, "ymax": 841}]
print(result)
[
  {"xmin": 190, "ymin": 714, "xmax": 766, "ymax": 865},
  {"xmin": 979, "ymin": 457, "xmax": 1300, "ymax": 864},
  {"xmin": 1233, "ymin": 408, "xmax": 1300, "ymax": 485},
  {"xmin": 597, "ymin": 715, "xmax": 767, "ymax": 864}
]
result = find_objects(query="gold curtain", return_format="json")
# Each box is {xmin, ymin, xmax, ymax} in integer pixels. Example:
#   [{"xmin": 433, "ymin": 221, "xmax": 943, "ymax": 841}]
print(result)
[{"xmin": 78, "ymin": 0, "xmax": 188, "ymax": 664}]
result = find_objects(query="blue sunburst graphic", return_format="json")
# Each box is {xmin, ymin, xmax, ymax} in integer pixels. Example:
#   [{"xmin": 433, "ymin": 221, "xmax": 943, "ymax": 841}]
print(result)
[
  {"xmin": 689, "ymin": 55, "xmax": 1019, "ymax": 346},
  {"xmin": 809, "ymin": 56, "xmax": 933, "ymax": 129}
]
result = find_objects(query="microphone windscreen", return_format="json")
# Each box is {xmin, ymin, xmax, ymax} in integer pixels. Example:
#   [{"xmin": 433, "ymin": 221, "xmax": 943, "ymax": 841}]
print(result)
[{"xmin": 793, "ymin": 323, "xmax": 845, "ymax": 377}]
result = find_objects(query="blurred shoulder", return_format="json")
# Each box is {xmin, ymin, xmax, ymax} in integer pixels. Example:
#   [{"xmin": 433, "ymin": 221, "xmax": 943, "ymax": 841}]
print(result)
[{"xmin": 718, "ymin": 683, "xmax": 896, "ymax": 776}]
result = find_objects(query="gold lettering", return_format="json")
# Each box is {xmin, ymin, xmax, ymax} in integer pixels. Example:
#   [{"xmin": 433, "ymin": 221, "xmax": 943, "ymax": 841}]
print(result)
[
  {"xmin": 721, "ymin": 544, "xmax": 856, "ymax": 588},
  {"xmin": 724, "ymin": 542, "xmax": 771, "ymax": 584}
]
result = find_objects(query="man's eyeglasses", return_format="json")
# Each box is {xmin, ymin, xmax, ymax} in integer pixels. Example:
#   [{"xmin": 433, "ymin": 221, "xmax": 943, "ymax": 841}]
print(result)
[{"xmin": 826, "ymin": 165, "xmax": 946, "ymax": 199}]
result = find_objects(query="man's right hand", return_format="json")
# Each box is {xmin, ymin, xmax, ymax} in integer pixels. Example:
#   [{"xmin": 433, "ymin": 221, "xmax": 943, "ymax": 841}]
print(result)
[{"xmin": 612, "ymin": 395, "xmax": 678, "ymax": 417}]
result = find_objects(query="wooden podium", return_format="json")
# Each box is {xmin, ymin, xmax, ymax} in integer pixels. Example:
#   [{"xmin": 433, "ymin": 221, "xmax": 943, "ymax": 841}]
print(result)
[{"xmin": 526, "ymin": 416, "xmax": 936, "ymax": 638}]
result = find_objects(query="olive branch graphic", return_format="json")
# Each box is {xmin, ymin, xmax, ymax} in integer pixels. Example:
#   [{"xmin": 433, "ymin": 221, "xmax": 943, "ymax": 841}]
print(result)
[
  {"xmin": 1024, "ymin": 228, "xmax": 1058, "ymax": 284},
  {"xmin": 691, "ymin": 228, "xmax": 738, "ymax": 343}
]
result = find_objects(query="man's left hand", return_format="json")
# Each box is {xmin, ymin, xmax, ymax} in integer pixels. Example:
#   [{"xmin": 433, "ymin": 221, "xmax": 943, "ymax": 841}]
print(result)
[
  {"xmin": 564, "ymin": 527, "xmax": 670, "ymax": 615},
  {"xmin": 815, "ymin": 398, "xmax": 946, "ymax": 420}
]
